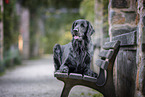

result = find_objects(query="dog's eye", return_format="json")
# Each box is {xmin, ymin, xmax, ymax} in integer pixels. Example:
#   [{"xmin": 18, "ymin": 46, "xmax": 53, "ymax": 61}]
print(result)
[
  {"xmin": 81, "ymin": 24, "xmax": 85, "ymax": 27},
  {"xmin": 75, "ymin": 23, "xmax": 77, "ymax": 26}
]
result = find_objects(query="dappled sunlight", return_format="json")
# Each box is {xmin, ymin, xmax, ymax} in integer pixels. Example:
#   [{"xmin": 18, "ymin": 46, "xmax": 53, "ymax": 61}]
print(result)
[{"xmin": 18, "ymin": 35, "xmax": 23, "ymax": 53}]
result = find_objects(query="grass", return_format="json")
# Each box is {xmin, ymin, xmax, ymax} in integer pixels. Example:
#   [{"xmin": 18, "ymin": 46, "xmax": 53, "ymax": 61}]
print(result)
[
  {"xmin": 0, "ymin": 71, "xmax": 5, "ymax": 76},
  {"xmin": 86, "ymin": 92, "xmax": 103, "ymax": 97},
  {"xmin": 91, "ymin": 93, "xmax": 103, "ymax": 97},
  {"xmin": 79, "ymin": 91, "xmax": 103, "ymax": 97}
]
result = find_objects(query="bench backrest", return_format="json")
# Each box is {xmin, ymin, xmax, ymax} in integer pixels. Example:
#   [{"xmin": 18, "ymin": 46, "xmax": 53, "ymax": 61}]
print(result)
[{"xmin": 96, "ymin": 41, "xmax": 120, "ymax": 70}]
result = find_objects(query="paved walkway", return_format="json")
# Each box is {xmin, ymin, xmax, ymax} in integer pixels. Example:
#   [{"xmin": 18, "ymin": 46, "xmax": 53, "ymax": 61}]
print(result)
[{"xmin": 0, "ymin": 55, "xmax": 100, "ymax": 97}]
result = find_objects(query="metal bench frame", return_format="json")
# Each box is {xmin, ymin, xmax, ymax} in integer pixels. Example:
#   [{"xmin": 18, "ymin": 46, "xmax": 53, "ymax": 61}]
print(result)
[{"xmin": 54, "ymin": 40, "xmax": 120, "ymax": 97}]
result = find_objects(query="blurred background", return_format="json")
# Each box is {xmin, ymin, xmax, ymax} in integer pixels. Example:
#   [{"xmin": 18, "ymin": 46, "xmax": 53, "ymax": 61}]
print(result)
[
  {"xmin": 1, "ymin": 0, "xmax": 143, "ymax": 97},
  {"xmin": 0, "ymin": 0, "xmax": 109, "ymax": 96},
  {"xmin": 0, "ymin": 0, "xmax": 109, "ymax": 72}
]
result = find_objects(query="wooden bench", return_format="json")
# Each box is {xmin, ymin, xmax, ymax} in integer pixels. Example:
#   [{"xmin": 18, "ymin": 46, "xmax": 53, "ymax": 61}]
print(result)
[{"xmin": 54, "ymin": 40, "xmax": 120, "ymax": 97}]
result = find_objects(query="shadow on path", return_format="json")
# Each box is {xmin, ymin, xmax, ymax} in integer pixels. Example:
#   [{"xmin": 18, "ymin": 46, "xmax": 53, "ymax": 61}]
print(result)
[{"xmin": 0, "ymin": 55, "xmax": 98, "ymax": 97}]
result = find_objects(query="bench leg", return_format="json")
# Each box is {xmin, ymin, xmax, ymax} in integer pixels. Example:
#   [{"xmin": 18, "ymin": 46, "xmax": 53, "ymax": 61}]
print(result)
[
  {"xmin": 61, "ymin": 83, "xmax": 74, "ymax": 97},
  {"xmin": 96, "ymin": 69, "xmax": 106, "ymax": 86}
]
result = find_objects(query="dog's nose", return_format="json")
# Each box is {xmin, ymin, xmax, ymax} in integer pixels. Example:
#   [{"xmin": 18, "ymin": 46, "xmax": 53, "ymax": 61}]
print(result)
[{"xmin": 73, "ymin": 29, "xmax": 78, "ymax": 32}]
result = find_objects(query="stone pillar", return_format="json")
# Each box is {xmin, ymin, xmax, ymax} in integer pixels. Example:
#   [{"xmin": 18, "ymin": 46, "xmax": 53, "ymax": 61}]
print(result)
[
  {"xmin": 20, "ymin": 8, "xmax": 30, "ymax": 59},
  {"xmin": 93, "ymin": 0, "xmax": 103, "ymax": 74},
  {"xmin": 135, "ymin": 0, "xmax": 145, "ymax": 96},
  {"xmin": 109, "ymin": 0, "xmax": 137, "ymax": 97},
  {"xmin": 0, "ymin": 0, "xmax": 3, "ymax": 65},
  {"xmin": 31, "ymin": 18, "xmax": 44, "ymax": 57},
  {"xmin": 38, "ymin": 18, "xmax": 45, "ymax": 55},
  {"xmin": 31, "ymin": 21, "xmax": 39, "ymax": 57}
]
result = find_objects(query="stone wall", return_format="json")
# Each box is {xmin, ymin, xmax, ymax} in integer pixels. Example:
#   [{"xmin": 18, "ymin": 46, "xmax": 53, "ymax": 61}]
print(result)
[
  {"xmin": 108, "ymin": 0, "xmax": 145, "ymax": 96},
  {"xmin": 93, "ymin": 0, "xmax": 109, "ymax": 75},
  {"xmin": 93, "ymin": 0, "xmax": 103, "ymax": 75},
  {"xmin": 135, "ymin": 0, "xmax": 145, "ymax": 96}
]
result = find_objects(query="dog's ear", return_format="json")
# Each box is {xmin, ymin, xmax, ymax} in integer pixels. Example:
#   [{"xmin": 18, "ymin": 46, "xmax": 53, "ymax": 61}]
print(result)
[
  {"xmin": 87, "ymin": 21, "xmax": 95, "ymax": 36},
  {"xmin": 71, "ymin": 21, "xmax": 76, "ymax": 35}
]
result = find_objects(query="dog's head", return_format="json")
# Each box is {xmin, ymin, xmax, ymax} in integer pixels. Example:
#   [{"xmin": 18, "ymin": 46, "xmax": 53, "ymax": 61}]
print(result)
[{"xmin": 71, "ymin": 19, "xmax": 95, "ymax": 41}]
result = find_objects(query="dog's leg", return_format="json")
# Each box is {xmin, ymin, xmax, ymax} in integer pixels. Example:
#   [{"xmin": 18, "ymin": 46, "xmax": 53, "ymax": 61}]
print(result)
[
  {"xmin": 83, "ymin": 52, "xmax": 98, "ymax": 77},
  {"xmin": 58, "ymin": 55, "xmax": 71, "ymax": 73},
  {"xmin": 59, "ymin": 51, "xmax": 76, "ymax": 73},
  {"xmin": 53, "ymin": 44, "xmax": 62, "ymax": 71},
  {"xmin": 59, "ymin": 64, "xmax": 69, "ymax": 73}
]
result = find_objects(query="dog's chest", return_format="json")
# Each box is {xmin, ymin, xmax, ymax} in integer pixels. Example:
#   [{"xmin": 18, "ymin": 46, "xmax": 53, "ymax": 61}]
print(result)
[
  {"xmin": 70, "ymin": 46, "xmax": 90, "ymax": 65},
  {"xmin": 73, "ymin": 51, "xmax": 86, "ymax": 66}
]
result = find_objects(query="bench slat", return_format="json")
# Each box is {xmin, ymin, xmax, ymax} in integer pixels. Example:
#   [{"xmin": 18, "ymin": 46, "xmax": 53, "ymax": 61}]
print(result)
[
  {"xmin": 96, "ymin": 59, "xmax": 109, "ymax": 70},
  {"xmin": 69, "ymin": 73, "xmax": 82, "ymax": 79},
  {"xmin": 102, "ymin": 40, "xmax": 120, "ymax": 50},
  {"xmin": 98, "ymin": 49, "xmax": 114, "ymax": 59},
  {"xmin": 54, "ymin": 72, "xmax": 68, "ymax": 78},
  {"xmin": 83, "ymin": 75, "xmax": 97, "ymax": 82}
]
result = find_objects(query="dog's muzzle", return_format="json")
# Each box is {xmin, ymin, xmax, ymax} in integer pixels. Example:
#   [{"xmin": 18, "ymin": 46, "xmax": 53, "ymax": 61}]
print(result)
[
  {"xmin": 73, "ymin": 36, "xmax": 82, "ymax": 41},
  {"xmin": 73, "ymin": 29, "xmax": 82, "ymax": 40},
  {"xmin": 74, "ymin": 36, "xmax": 80, "ymax": 39}
]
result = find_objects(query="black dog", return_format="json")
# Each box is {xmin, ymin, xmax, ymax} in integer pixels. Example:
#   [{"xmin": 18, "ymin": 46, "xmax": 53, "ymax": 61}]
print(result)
[{"xmin": 53, "ymin": 19, "xmax": 97, "ymax": 77}]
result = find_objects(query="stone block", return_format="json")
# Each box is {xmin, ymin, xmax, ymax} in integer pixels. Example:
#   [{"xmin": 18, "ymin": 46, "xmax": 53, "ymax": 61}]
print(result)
[
  {"xmin": 125, "ymin": 12, "xmax": 136, "ymax": 24},
  {"xmin": 142, "ymin": 26, "xmax": 145, "ymax": 45},
  {"xmin": 110, "ymin": 10, "xmax": 136, "ymax": 25},
  {"xmin": 110, "ymin": 11, "xmax": 125, "ymax": 25},
  {"xmin": 110, "ymin": 25, "xmax": 137, "ymax": 36},
  {"xmin": 112, "ymin": 31, "xmax": 136, "ymax": 46},
  {"xmin": 112, "ymin": 0, "xmax": 130, "ymax": 8}
]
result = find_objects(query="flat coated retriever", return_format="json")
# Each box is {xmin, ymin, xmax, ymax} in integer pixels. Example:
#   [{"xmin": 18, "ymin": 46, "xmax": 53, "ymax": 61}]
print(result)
[{"xmin": 53, "ymin": 19, "xmax": 97, "ymax": 77}]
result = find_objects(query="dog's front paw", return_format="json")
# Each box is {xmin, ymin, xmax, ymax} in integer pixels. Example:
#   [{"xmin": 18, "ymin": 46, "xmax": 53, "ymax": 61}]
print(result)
[
  {"xmin": 84, "ymin": 69, "xmax": 98, "ymax": 77},
  {"xmin": 84, "ymin": 70, "xmax": 91, "ymax": 76},
  {"xmin": 59, "ymin": 66, "xmax": 69, "ymax": 73}
]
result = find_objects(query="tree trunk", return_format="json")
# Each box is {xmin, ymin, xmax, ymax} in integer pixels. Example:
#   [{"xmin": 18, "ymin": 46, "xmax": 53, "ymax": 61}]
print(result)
[
  {"xmin": 0, "ymin": 0, "xmax": 4, "ymax": 70},
  {"xmin": 20, "ymin": 7, "xmax": 30, "ymax": 59}
]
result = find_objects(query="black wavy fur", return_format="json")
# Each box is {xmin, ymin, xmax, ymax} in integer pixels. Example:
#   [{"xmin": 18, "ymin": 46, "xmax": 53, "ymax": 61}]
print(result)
[{"xmin": 53, "ymin": 19, "xmax": 98, "ymax": 77}]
